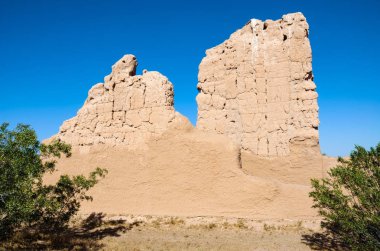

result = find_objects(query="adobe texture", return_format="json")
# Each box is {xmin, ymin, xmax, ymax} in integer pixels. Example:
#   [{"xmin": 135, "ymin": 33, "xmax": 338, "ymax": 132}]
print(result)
[
  {"xmin": 55, "ymin": 55, "xmax": 189, "ymax": 150},
  {"xmin": 196, "ymin": 13, "xmax": 319, "ymax": 156}
]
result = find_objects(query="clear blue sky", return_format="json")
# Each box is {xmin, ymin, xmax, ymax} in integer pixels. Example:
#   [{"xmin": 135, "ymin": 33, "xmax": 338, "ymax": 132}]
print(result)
[{"xmin": 1, "ymin": 0, "xmax": 379, "ymax": 157}]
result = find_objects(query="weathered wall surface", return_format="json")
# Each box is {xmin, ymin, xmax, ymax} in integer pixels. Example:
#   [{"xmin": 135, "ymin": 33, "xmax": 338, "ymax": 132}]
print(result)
[
  {"xmin": 55, "ymin": 55, "xmax": 190, "ymax": 151},
  {"xmin": 196, "ymin": 13, "xmax": 319, "ymax": 157}
]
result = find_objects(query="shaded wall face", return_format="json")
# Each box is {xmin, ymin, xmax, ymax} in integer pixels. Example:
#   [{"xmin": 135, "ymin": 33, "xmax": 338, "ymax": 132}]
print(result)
[{"xmin": 196, "ymin": 13, "xmax": 319, "ymax": 157}]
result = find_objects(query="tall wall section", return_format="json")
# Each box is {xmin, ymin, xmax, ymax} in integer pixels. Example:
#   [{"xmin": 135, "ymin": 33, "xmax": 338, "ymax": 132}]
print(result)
[{"xmin": 196, "ymin": 13, "xmax": 319, "ymax": 157}]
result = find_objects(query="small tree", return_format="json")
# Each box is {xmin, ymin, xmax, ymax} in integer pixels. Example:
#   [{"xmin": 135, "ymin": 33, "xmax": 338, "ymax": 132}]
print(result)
[
  {"xmin": 0, "ymin": 123, "xmax": 107, "ymax": 239},
  {"xmin": 310, "ymin": 143, "xmax": 380, "ymax": 250}
]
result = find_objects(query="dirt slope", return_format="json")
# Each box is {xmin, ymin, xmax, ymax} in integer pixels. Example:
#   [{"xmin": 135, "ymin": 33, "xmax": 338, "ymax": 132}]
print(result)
[{"xmin": 48, "ymin": 127, "xmax": 335, "ymax": 220}]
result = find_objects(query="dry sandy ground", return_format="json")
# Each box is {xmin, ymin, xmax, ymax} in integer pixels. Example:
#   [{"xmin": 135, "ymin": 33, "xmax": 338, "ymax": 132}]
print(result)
[
  {"xmin": 0, "ymin": 214, "xmax": 322, "ymax": 250},
  {"xmin": 0, "ymin": 214, "xmax": 325, "ymax": 250},
  {"xmin": 102, "ymin": 225, "xmax": 312, "ymax": 251},
  {"xmin": 90, "ymin": 215, "xmax": 320, "ymax": 251}
]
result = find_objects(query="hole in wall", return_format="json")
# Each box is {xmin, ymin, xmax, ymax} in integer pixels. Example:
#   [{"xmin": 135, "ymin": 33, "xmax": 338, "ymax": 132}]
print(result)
[{"xmin": 305, "ymin": 71, "xmax": 314, "ymax": 81}]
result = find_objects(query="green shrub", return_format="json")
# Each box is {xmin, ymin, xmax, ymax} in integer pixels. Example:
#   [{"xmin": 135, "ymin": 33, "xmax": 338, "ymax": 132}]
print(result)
[
  {"xmin": 310, "ymin": 143, "xmax": 380, "ymax": 250},
  {"xmin": 0, "ymin": 123, "xmax": 107, "ymax": 239}
]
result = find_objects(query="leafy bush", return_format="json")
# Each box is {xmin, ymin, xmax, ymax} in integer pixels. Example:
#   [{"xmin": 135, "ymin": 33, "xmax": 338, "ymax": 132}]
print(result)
[
  {"xmin": 310, "ymin": 143, "xmax": 380, "ymax": 250},
  {"xmin": 0, "ymin": 123, "xmax": 107, "ymax": 239}
]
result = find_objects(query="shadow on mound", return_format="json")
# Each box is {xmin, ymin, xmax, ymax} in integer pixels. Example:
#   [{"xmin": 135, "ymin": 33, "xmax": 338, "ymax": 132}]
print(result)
[
  {"xmin": 1, "ymin": 212, "xmax": 140, "ymax": 250},
  {"xmin": 302, "ymin": 232, "xmax": 349, "ymax": 251}
]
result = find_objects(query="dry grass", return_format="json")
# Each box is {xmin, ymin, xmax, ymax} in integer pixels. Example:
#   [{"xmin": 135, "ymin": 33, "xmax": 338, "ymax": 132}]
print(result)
[
  {"xmin": 234, "ymin": 219, "xmax": 248, "ymax": 229},
  {"xmin": 0, "ymin": 214, "xmax": 328, "ymax": 250},
  {"xmin": 166, "ymin": 217, "xmax": 185, "ymax": 226}
]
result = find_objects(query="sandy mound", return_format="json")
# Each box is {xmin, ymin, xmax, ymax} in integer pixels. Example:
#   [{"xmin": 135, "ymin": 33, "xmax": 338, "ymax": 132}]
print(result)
[{"xmin": 48, "ymin": 126, "xmax": 335, "ymax": 220}]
